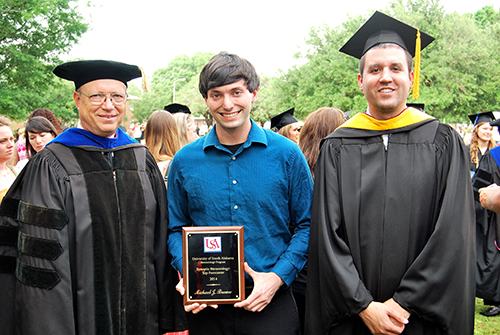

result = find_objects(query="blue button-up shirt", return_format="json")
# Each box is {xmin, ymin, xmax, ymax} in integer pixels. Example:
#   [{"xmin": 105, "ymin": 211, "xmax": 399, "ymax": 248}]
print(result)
[{"xmin": 167, "ymin": 119, "xmax": 313, "ymax": 286}]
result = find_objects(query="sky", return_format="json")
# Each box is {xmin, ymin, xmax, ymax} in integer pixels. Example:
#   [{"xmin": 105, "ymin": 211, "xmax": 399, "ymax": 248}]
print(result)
[{"xmin": 65, "ymin": 0, "xmax": 498, "ymax": 79}]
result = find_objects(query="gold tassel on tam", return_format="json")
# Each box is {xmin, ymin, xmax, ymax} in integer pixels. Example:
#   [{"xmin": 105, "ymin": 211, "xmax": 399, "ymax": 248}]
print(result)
[
  {"xmin": 412, "ymin": 29, "xmax": 421, "ymax": 99},
  {"xmin": 139, "ymin": 67, "xmax": 149, "ymax": 93}
]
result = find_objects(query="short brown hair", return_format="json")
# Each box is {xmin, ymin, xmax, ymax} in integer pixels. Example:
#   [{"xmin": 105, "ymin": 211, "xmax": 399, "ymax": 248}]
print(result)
[{"xmin": 199, "ymin": 52, "xmax": 260, "ymax": 99}]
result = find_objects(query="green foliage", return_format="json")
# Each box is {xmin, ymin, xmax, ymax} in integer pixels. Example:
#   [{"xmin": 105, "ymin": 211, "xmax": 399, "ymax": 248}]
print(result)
[
  {"xmin": 421, "ymin": 12, "xmax": 498, "ymax": 121},
  {"xmin": 474, "ymin": 5, "xmax": 500, "ymax": 29},
  {"xmin": 250, "ymin": 75, "xmax": 276, "ymax": 123},
  {"xmin": 0, "ymin": 0, "xmax": 88, "ymax": 121},
  {"xmin": 14, "ymin": 0, "xmax": 494, "ymax": 126},
  {"xmin": 130, "ymin": 52, "xmax": 214, "ymax": 122},
  {"xmin": 266, "ymin": 0, "xmax": 500, "ymax": 123}
]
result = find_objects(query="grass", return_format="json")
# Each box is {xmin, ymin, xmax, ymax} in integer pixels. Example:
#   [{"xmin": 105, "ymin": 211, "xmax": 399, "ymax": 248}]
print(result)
[{"xmin": 475, "ymin": 298, "xmax": 500, "ymax": 334}]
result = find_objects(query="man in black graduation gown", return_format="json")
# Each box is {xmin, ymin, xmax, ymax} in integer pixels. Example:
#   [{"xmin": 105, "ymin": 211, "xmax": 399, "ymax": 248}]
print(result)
[
  {"xmin": 305, "ymin": 12, "xmax": 475, "ymax": 335},
  {"xmin": 0, "ymin": 60, "xmax": 186, "ymax": 334}
]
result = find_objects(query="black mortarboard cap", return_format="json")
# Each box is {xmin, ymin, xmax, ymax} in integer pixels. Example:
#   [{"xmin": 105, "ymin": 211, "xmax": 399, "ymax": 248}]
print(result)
[
  {"xmin": 339, "ymin": 11, "xmax": 435, "ymax": 59},
  {"xmin": 53, "ymin": 60, "xmax": 142, "ymax": 90},
  {"xmin": 164, "ymin": 103, "xmax": 191, "ymax": 114},
  {"xmin": 490, "ymin": 119, "xmax": 500, "ymax": 127},
  {"xmin": 469, "ymin": 111, "xmax": 495, "ymax": 126},
  {"xmin": 270, "ymin": 108, "xmax": 298, "ymax": 130}
]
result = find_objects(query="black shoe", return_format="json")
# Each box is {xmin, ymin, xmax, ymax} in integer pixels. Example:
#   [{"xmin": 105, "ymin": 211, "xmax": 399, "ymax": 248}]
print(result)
[{"xmin": 480, "ymin": 306, "xmax": 500, "ymax": 316}]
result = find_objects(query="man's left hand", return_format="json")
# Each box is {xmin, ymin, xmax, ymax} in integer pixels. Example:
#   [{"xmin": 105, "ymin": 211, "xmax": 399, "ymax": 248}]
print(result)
[{"xmin": 233, "ymin": 262, "xmax": 283, "ymax": 312}]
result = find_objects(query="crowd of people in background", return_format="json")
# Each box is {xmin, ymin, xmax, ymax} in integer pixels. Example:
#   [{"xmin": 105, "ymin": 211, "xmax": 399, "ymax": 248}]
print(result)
[{"xmin": 2, "ymin": 107, "xmax": 493, "ymax": 176}]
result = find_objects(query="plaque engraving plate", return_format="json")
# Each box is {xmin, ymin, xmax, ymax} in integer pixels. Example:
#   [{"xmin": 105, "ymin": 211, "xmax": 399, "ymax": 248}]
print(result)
[{"xmin": 182, "ymin": 226, "xmax": 245, "ymax": 305}]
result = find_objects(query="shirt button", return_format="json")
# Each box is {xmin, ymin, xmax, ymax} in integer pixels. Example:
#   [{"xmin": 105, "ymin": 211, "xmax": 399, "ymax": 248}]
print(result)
[
  {"xmin": 234, "ymin": 205, "xmax": 238, "ymax": 210},
  {"xmin": 232, "ymin": 157, "xmax": 236, "ymax": 161},
  {"xmin": 232, "ymin": 180, "xmax": 237, "ymax": 185}
]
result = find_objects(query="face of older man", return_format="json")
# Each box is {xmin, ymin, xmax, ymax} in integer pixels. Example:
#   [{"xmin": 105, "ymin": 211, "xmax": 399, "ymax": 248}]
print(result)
[{"xmin": 74, "ymin": 79, "xmax": 127, "ymax": 137}]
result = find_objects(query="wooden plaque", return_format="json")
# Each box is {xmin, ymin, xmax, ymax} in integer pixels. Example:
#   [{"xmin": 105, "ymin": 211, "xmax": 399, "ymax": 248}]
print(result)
[{"xmin": 182, "ymin": 226, "xmax": 245, "ymax": 305}]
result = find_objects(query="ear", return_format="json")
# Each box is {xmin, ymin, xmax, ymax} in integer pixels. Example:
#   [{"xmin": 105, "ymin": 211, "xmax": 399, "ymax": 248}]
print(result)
[
  {"xmin": 409, "ymin": 71, "xmax": 415, "ymax": 90},
  {"xmin": 357, "ymin": 74, "xmax": 363, "ymax": 92},
  {"xmin": 73, "ymin": 91, "xmax": 81, "ymax": 110},
  {"xmin": 251, "ymin": 88, "xmax": 258, "ymax": 102}
]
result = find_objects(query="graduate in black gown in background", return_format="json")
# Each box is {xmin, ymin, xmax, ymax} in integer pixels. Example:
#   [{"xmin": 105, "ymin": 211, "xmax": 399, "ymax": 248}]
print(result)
[
  {"xmin": 474, "ymin": 117, "xmax": 500, "ymax": 317},
  {"xmin": 467, "ymin": 112, "xmax": 497, "ymax": 176},
  {"xmin": 305, "ymin": 11, "xmax": 475, "ymax": 335}
]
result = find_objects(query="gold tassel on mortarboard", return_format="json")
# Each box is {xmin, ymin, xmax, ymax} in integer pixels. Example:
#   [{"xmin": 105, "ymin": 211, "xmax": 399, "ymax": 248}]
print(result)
[
  {"xmin": 139, "ymin": 67, "xmax": 149, "ymax": 93},
  {"xmin": 412, "ymin": 29, "xmax": 421, "ymax": 99}
]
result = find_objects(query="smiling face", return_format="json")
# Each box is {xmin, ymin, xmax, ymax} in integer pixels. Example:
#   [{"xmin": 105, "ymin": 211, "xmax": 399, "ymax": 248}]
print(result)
[
  {"xmin": 74, "ymin": 79, "xmax": 127, "ymax": 137},
  {"xmin": 358, "ymin": 45, "xmax": 414, "ymax": 120},
  {"xmin": 0, "ymin": 126, "xmax": 14, "ymax": 163},
  {"xmin": 204, "ymin": 79, "xmax": 257, "ymax": 144},
  {"xmin": 477, "ymin": 122, "xmax": 493, "ymax": 143}
]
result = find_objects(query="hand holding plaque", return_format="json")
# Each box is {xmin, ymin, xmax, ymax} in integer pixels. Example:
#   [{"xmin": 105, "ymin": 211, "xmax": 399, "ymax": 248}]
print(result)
[{"xmin": 182, "ymin": 226, "xmax": 245, "ymax": 305}]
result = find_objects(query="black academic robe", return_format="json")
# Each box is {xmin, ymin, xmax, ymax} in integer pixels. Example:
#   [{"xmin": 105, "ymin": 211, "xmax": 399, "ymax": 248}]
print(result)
[
  {"xmin": 472, "ymin": 151, "xmax": 500, "ymax": 304},
  {"xmin": 466, "ymin": 144, "xmax": 489, "ymax": 175},
  {"xmin": 0, "ymin": 129, "xmax": 186, "ymax": 334},
  {"xmin": 305, "ymin": 110, "xmax": 475, "ymax": 335}
]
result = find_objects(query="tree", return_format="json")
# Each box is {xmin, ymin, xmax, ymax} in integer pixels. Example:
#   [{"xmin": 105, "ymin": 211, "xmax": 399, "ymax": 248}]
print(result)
[
  {"xmin": 0, "ymin": 0, "xmax": 88, "ymax": 121},
  {"xmin": 265, "ymin": 0, "xmax": 500, "ymax": 123},
  {"xmin": 474, "ymin": 5, "xmax": 500, "ymax": 29},
  {"xmin": 130, "ymin": 52, "xmax": 214, "ymax": 122}
]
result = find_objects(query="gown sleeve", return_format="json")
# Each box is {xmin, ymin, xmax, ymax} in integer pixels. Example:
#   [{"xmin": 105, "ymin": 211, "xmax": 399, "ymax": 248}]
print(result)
[
  {"xmin": 146, "ymin": 152, "xmax": 187, "ymax": 332},
  {"xmin": 392, "ymin": 126, "xmax": 476, "ymax": 334},
  {"xmin": 0, "ymin": 150, "xmax": 72, "ymax": 334}
]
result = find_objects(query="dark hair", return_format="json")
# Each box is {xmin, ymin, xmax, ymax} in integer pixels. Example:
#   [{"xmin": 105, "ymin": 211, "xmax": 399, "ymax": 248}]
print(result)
[
  {"xmin": 199, "ymin": 52, "xmax": 260, "ymax": 99},
  {"xmin": 359, "ymin": 43, "xmax": 413, "ymax": 76},
  {"xmin": 26, "ymin": 116, "xmax": 58, "ymax": 157},
  {"xmin": 299, "ymin": 107, "xmax": 346, "ymax": 179},
  {"xmin": 29, "ymin": 109, "xmax": 62, "ymax": 134}
]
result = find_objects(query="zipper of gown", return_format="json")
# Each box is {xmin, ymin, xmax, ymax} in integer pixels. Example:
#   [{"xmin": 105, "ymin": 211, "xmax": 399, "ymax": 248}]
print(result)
[
  {"xmin": 379, "ymin": 133, "xmax": 390, "ymax": 298},
  {"xmin": 110, "ymin": 152, "xmax": 124, "ymax": 334}
]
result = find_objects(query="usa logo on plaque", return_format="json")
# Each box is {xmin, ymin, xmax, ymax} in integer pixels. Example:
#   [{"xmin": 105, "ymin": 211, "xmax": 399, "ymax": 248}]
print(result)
[{"xmin": 204, "ymin": 236, "xmax": 222, "ymax": 253}]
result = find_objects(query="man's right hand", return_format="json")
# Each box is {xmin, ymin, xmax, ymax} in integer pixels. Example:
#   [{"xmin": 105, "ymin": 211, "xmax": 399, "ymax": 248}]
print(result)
[
  {"xmin": 359, "ymin": 301, "xmax": 409, "ymax": 335},
  {"xmin": 479, "ymin": 184, "xmax": 500, "ymax": 213}
]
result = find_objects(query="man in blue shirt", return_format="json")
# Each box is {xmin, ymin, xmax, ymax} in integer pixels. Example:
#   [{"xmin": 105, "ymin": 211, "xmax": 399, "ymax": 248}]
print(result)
[{"xmin": 167, "ymin": 52, "xmax": 313, "ymax": 335}]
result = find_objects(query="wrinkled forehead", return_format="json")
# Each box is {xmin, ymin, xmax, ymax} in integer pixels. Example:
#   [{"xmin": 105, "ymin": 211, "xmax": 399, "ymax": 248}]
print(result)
[{"xmin": 78, "ymin": 79, "xmax": 127, "ymax": 93}]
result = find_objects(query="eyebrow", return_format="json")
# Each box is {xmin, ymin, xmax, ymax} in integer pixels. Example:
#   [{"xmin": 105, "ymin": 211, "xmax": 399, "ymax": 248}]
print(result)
[{"xmin": 209, "ymin": 85, "xmax": 247, "ymax": 93}]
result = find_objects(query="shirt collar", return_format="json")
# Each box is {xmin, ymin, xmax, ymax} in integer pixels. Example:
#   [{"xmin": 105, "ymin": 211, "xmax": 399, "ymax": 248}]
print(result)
[{"xmin": 203, "ymin": 119, "xmax": 268, "ymax": 152}]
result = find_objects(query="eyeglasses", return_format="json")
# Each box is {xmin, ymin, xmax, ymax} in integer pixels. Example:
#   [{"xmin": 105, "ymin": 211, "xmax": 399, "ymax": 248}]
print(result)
[{"xmin": 80, "ymin": 92, "xmax": 128, "ymax": 106}]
